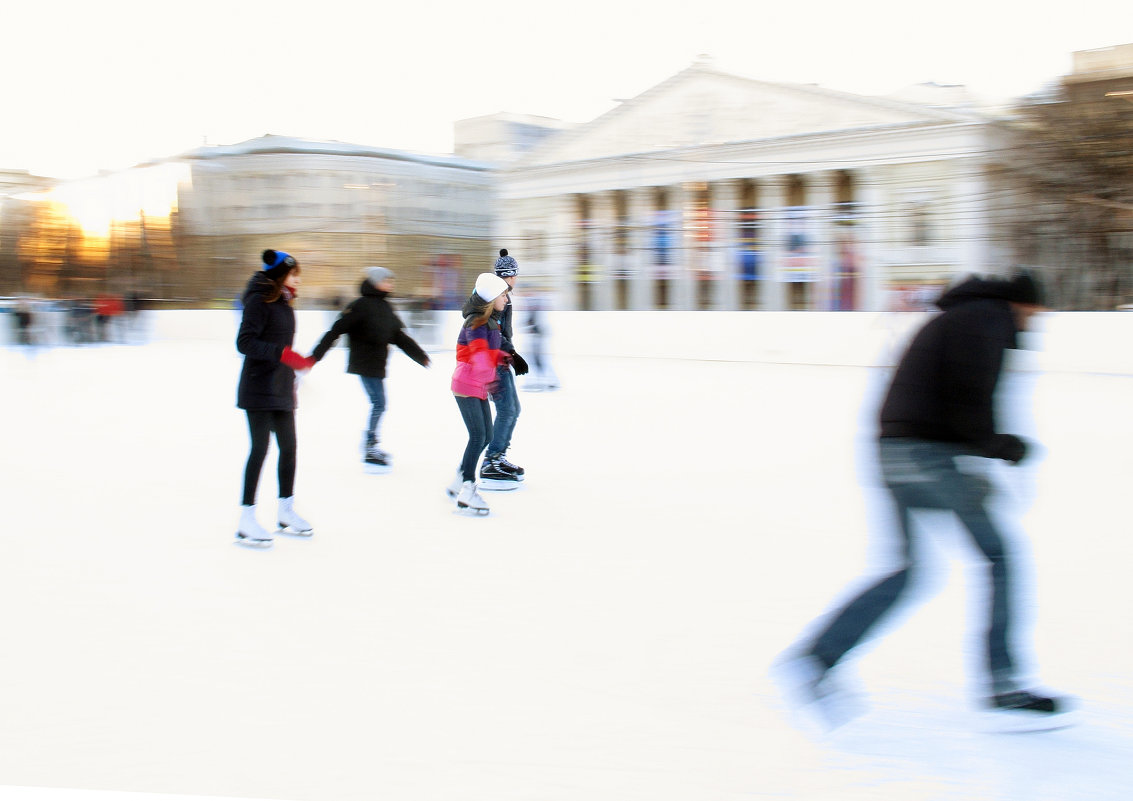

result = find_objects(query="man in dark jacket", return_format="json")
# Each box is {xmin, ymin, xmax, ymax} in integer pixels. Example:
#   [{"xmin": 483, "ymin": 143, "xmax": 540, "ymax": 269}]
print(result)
[
  {"xmin": 477, "ymin": 249, "xmax": 529, "ymax": 486},
  {"xmin": 777, "ymin": 272, "xmax": 1072, "ymax": 731},
  {"xmin": 310, "ymin": 266, "xmax": 430, "ymax": 470}
]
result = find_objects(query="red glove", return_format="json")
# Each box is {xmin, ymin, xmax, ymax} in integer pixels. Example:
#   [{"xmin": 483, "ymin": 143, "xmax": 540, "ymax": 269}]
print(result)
[{"xmin": 280, "ymin": 347, "xmax": 315, "ymax": 371}]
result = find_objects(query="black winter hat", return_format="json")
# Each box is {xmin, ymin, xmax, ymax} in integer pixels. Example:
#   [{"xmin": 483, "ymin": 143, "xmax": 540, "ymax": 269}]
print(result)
[
  {"xmin": 493, "ymin": 248, "xmax": 519, "ymax": 278},
  {"xmin": 262, "ymin": 249, "xmax": 298, "ymax": 281}
]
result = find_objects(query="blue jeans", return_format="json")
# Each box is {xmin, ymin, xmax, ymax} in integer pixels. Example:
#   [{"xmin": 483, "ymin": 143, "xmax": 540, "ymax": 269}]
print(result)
[
  {"xmin": 486, "ymin": 366, "xmax": 520, "ymax": 456},
  {"xmin": 810, "ymin": 438, "xmax": 1017, "ymax": 689},
  {"xmin": 359, "ymin": 376, "xmax": 386, "ymax": 439},
  {"xmin": 455, "ymin": 396, "xmax": 493, "ymax": 481}
]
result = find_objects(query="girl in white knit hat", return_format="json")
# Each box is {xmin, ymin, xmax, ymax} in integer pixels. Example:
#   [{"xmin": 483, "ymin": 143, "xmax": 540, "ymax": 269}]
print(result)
[{"xmin": 446, "ymin": 273, "xmax": 511, "ymax": 515}]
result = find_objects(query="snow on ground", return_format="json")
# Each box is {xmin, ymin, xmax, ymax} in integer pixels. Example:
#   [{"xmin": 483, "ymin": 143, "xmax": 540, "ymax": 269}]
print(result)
[{"xmin": 1, "ymin": 328, "xmax": 1131, "ymax": 801}]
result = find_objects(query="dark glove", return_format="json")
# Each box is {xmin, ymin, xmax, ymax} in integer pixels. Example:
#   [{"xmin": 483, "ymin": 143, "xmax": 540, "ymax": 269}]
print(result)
[
  {"xmin": 986, "ymin": 434, "xmax": 1027, "ymax": 464},
  {"xmin": 280, "ymin": 347, "xmax": 316, "ymax": 372},
  {"xmin": 511, "ymin": 352, "xmax": 529, "ymax": 376}
]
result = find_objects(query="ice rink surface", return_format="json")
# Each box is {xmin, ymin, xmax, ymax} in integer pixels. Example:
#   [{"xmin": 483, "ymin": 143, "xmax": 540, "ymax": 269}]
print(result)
[{"xmin": 2, "ymin": 326, "xmax": 1132, "ymax": 801}]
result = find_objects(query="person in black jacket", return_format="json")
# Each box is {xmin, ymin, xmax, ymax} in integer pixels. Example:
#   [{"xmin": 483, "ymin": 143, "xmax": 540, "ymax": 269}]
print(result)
[
  {"xmin": 310, "ymin": 266, "xmax": 431, "ymax": 470},
  {"xmin": 235, "ymin": 249, "xmax": 317, "ymax": 548},
  {"xmin": 476, "ymin": 249, "xmax": 529, "ymax": 486},
  {"xmin": 776, "ymin": 272, "xmax": 1073, "ymax": 731}
]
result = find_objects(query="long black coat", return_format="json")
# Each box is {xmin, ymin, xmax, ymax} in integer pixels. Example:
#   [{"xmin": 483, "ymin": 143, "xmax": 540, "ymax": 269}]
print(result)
[
  {"xmin": 310, "ymin": 280, "xmax": 429, "ymax": 377},
  {"xmin": 879, "ymin": 277, "xmax": 1021, "ymax": 455},
  {"xmin": 236, "ymin": 273, "xmax": 297, "ymax": 411}
]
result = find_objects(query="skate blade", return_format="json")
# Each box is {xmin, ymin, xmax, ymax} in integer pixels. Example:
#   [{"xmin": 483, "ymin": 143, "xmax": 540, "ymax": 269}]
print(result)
[
  {"xmin": 235, "ymin": 534, "xmax": 273, "ymax": 549},
  {"xmin": 479, "ymin": 478, "xmax": 521, "ymax": 492},
  {"xmin": 276, "ymin": 525, "xmax": 314, "ymax": 537},
  {"xmin": 980, "ymin": 708, "xmax": 1079, "ymax": 734},
  {"xmin": 364, "ymin": 463, "xmax": 392, "ymax": 474},
  {"xmin": 454, "ymin": 505, "xmax": 490, "ymax": 517}
]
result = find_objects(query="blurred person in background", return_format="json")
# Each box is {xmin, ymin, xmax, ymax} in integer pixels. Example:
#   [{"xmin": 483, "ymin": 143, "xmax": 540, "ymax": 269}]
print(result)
[
  {"xmin": 775, "ymin": 272, "xmax": 1073, "ymax": 732},
  {"xmin": 14, "ymin": 298, "xmax": 35, "ymax": 346},
  {"xmin": 234, "ymin": 249, "xmax": 317, "ymax": 548},
  {"xmin": 94, "ymin": 293, "xmax": 123, "ymax": 342},
  {"xmin": 473, "ymin": 249, "xmax": 529, "ymax": 488},
  {"xmin": 520, "ymin": 286, "xmax": 559, "ymax": 392},
  {"xmin": 446, "ymin": 272, "xmax": 512, "ymax": 515},
  {"xmin": 309, "ymin": 266, "xmax": 431, "ymax": 472}
]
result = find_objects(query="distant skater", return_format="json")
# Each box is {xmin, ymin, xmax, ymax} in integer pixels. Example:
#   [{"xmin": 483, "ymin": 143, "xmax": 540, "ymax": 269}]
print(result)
[
  {"xmin": 520, "ymin": 288, "xmax": 559, "ymax": 392},
  {"xmin": 234, "ymin": 249, "xmax": 316, "ymax": 548},
  {"xmin": 309, "ymin": 266, "xmax": 430, "ymax": 472},
  {"xmin": 446, "ymin": 272, "xmax": 511, "ymax": 516},
  {"xmin": 775, "ymin": 272, "xmax": 1074, "ymax": 732}
]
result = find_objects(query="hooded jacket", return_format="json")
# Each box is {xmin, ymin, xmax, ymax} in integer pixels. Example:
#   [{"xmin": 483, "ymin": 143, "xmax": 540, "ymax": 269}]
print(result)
[
  {"xmin": 451, "ymin": 293, "xmax": 503, "ymax": 399},
  {"xmin": 236, "ymin": 273, "xmax": 297, "ymax": 411},
  {"xmin": 462, "ymin": 292, "xmax": 515, "ymax": 355},
  {"xmin": 310, "ymin": 279, "xmax": 428, "ymax": 377},
  {"xmin": 879, "ymin": 276, "xmax": 1024, "ymax": 457}
]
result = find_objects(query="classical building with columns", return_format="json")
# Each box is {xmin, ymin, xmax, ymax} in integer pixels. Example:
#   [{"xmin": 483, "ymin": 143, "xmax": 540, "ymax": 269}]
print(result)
[{"xmin": 492, "ymin": 61, "xmax": 1010, "ymax": 311}]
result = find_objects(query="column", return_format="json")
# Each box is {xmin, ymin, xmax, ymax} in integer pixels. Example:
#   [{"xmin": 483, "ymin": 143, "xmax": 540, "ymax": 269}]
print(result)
[
  {"xmin": 672, "ymin": 182, "xmax": 696, "ymax": 310},
  {"xmin": 853, "ymin": 167, "xmax": 885, "ymax": 311},
  {"xmin": 590, "ymin": 190, "xmax": 617, "ymax": 311},
  {"xmin": 709, "ymin": 179, "xmax": 740, "ymax": 310},
  {"xmin": 809, "ymin": 172, "xmax": 837, "ymax": 311},
  {"xmin": 627, "ymin": 186, "xmax": 654, "ymax": 310},
  {"xmin": 761, "ymin": 175, "xmax": 787, "ymax": 310}
]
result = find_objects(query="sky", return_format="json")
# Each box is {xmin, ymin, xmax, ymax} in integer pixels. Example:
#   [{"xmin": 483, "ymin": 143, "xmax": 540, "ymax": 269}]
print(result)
[{"xmin": 3, "ymin": 0, "xmax": 1132, "ymax": 179}]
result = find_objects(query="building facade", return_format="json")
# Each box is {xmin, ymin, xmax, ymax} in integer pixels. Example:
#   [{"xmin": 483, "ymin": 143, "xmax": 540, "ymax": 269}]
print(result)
[
  {"xmin": 2, "ymin": 138, "xmax": 495, "ymax": 306},
  {"xmin": 176, "ymin": 136, "xmax": 496, "ymax": 306},
  {"xmin": 492, "ymin": 62, "xmax": 1012, "ymax": 311}
]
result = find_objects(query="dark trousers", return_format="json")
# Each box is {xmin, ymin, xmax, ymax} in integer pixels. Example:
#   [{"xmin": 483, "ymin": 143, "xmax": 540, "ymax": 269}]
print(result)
[
  {"xmin": 455, "ymin": 396, "xmax": 493, "ymax": 482},
  {"xmin": 810, "ymin": 438, "xmax": 1017, "ymax": 689},
  {"xmin": 242, "ymin": 410, "xmax": 297, "ymax": 506},
  {"xmin": 359, "ymin": 375, "xmax": 386, "ymax": 439},
  {"xmin": 486, "ymin": 367, "xmax": 519, "ymax": 456}
]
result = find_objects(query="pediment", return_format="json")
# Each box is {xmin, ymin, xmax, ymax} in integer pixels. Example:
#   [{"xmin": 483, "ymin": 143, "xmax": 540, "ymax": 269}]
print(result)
[{"xmin": 522, "ymin": 65, "xmax": 982, "ymax": 166}]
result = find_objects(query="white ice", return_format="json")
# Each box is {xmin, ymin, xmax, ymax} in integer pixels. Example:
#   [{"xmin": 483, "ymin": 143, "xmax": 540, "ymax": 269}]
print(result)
[{"xmin": 1, "ymin": 317, "xmax": 1131, "ymax": 801}]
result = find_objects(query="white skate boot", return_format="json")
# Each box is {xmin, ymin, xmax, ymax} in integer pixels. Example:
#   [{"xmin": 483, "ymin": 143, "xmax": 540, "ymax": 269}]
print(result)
[
  {"xmin": 235, "ymin": 505, "xmax": 273, "ymax": 548},
  {"xmin": 277, "ymin": 496, "xmax": 314, "ymax": 537},
  {"xmin": 455, "ymin": 481, "xmax": 490, "ymax": 516},
  {"xmin": 445, "ymin": 468, "xmax": 465, "ymax": 500}
]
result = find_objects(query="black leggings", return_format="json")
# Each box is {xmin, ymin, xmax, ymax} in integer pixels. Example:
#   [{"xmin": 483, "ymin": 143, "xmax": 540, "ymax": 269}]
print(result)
[
  {"xmin": 455, "ymin": 396, "xmax": 493, "ymax": 482},
  {"xmin": 243, "ymin": 410, "xmax": 297, "ymax": 506}
]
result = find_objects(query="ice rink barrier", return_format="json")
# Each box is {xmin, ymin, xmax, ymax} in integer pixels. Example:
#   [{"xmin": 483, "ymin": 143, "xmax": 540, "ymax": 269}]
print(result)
[{"xmin": 7, "ymin": 308, "xmax": 1133, "ymax": 376}]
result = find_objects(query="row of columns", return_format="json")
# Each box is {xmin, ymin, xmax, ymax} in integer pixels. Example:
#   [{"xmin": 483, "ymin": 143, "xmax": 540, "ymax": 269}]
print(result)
[{"xmin": 541, "ymin": 172, "xmax": 893, "ymax": 311}]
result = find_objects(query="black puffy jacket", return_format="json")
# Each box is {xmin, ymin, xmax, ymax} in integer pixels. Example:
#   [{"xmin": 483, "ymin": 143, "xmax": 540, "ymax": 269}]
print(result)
[
  {"xmin": 310, "ymin": 280, "xmax": 429, "ymax": 377},
  {"xmin": 879, "ymin": 277, "xmax": 1022, "ymax": 455},
  {"xmin": 236, "ymin": 273, "xmax": 297, "ymax": 411}
]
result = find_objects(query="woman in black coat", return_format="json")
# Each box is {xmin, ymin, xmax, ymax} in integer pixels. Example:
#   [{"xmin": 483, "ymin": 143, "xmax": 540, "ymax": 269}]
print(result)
[
  {"xmin": 235, "ymin": 249, "xmax": 316, "ymax": 548},
  {"xmin": 310, "ymin": 266, "xmax": 430, "ymax": 470}
]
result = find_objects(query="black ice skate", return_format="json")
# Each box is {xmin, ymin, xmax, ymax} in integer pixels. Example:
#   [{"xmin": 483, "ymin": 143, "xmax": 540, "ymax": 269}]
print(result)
[
  {"xmin": 490, "ymin": 452, "xmax": 525, "ymax": 480},
  {"xmin": 479, "ymin": 457, "xmax": 521, "ymax": 491},
  {"xmin": 363, "ymin": 444, "xmax": 392, "ymax": 474},
  {"xmin": 983, "ymin": 689, "xmax": 1077, "ymax": 733}
]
